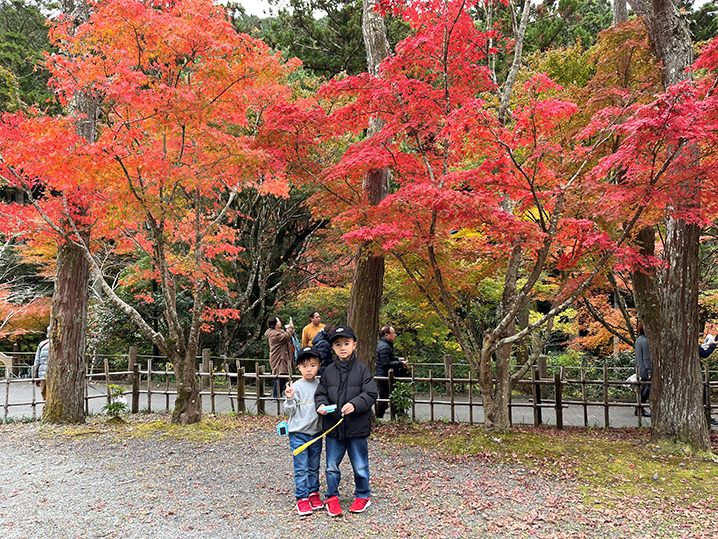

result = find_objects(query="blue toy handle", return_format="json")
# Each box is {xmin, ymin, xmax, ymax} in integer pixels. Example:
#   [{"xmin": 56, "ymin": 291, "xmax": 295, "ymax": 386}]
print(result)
[{"xmin": 277, "ymin": 421, "xmax": 288, "ymax": 436}]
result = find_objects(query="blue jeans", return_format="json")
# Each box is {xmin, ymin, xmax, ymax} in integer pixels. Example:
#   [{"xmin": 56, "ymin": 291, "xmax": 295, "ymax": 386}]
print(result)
[
  {"xmin": 273, "ymin": 377, "xmax": 287, "ymax": 398},
  {"xmin": 289, "ymin": 432, "xmax": 322, "ymax": 499},
  {"xmin": 325, "ymin": 436, "xmax": 370, "ymax": 499}
]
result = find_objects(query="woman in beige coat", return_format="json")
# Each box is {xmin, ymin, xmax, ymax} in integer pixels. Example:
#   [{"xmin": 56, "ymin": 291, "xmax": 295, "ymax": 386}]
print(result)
[{"xmin": 265, "ymin": 315, "xmax": 295, "ymax": 397}]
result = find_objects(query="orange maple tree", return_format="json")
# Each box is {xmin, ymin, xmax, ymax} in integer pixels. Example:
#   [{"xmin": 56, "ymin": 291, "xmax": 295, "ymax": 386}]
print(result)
[{"xmin": 0, "ymin": 0, "xmax": 298, "ymax": 424}]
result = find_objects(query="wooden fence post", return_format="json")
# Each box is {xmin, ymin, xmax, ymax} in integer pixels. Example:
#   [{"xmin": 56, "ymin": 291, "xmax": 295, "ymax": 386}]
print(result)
[
  {"xmin": 147, "ymin": 359, "xmax": 153, "ymax": 413},
  {"xmin": 410, "ymin": 364, "xmax": 416, "ymax": 421},
  {"xmin": 443, "ymin": 354, "xmax": 453, "ymax": 394},
  {"xmin": 449, "ymin": 363, "xmax": 455, "ymax": 423},
  {"xmin": 224, "ymin": 359, "xmax": 234, "ymax": 413},
  {"xmin": 603, "ymin": 364, "xmax": 609, "ymax": 427},
  {"xmin": 429, "ymin": 370, "xmax": 434, "ymax": 422},
  {"xmin": 132, "ymin": 363, "xmax": 140, "ymax": 413},
  {"xmin": 210, "ymin": 360, "xmax": 216, "ymax": 414},
  {"xmin": 128, "ymin": 346, "xmax": 137, "ymax": 380},
  {"xmin": 554, "ymin": 370, "xmax": 563, "ymax": 430},
  {"xmin": 237, "ymin": 361, "xmax": 245, "ymax": 414},
  {"xmin": 256, "ymin": 363, "xmax": 265, "ymax": 415},
  {"xmin": 532, "ymin": 365, "xmax": 542, "ymax": 426},
  {"xmin": 202, "ymin": 348, "xmax": 211, "ymax": 390},
  {"xmin": 581, "ymin": 368, "xmax": 588, "ymax": 427},
  {"xmin": 104, "ymin": 358, "xmax": 112, "ymax": 407},
  {"xmin": 389, "ymin": 369, "xmax": 396, "ymax": 421},
  {"xmin": 468, "ymin": 370, "xmax": 473, "ymax": 425}
]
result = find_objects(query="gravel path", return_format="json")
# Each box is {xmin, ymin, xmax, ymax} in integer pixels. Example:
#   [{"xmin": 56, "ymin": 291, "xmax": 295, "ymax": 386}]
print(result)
[{"xmin": 0, "ymin": 414, "xmax": 714, "ymax": 538}]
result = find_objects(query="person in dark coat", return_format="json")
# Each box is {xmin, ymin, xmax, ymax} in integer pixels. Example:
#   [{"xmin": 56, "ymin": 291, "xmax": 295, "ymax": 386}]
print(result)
[
  {"xmin": 311, "ymin": 323, "xmax": 335, "ymax": 375},
  {"xmin": 375, "ymin": 325, "xmax": 408, "ymax": 418},
  {"xmin": 634, "ymin": 322, "xmax": 651, "ymax": 417},
  {"xmin": 315, "ymin": 325, "xmax": 377, "ymax": 517}
]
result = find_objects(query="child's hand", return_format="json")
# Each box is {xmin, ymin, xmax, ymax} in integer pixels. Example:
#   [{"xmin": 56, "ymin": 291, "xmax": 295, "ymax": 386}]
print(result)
[
  {"xmin": 341, "ymin": 403, "xmax": 355, "ymax": 415},
  {"xmin": 317, "ymin": 405, "xmax": 327, "ymax": 415},
  {"xmin": 285, "ymin": 381, "xmax": 294, "ymax": 399}
]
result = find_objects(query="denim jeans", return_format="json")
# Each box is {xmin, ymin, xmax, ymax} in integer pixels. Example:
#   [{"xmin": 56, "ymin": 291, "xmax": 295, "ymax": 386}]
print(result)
[
  {"xmin": 273, "ymin": 377, "xmax": 287, "ymax": 399},
  {"xmin": 289, "ymin": 432, "xmax": 322, "ymax": 499},
  {"xmin": 325, "ymin": 436, "xmax": 370, "ymax": 499}
]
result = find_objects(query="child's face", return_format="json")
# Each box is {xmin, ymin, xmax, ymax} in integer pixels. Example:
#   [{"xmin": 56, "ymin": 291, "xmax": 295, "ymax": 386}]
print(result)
[
  {"xmin": 332, "ymin": 337, "xmax": 357, "ymax": 360},
  {"xmin": 298, "ymin": 358, "xmax": 320, "ymax": 381}
]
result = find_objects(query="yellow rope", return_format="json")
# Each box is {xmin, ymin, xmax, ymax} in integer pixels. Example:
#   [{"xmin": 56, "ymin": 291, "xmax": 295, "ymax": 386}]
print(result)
[{"xmin": 292, "ymin": 416, "xmax": 344, "ymax": 456}]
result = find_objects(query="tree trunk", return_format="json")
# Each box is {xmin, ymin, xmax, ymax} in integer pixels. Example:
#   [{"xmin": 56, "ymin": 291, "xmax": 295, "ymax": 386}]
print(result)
[
  {"xmin": 613, "ymin": 0, "xmax": 627, "ymax": 25},
  {"xmin": 653, "ymin": 219, "xmax": 709, "ymax": 448},
  {"xmin": 347, "ymin": 242, "xmax": 386, "ymax": 371},
  {"xmin": 483, "ymin": 246, "xmax": 522, "ymax": 430},
  {"xmin": 43, "ymin": 0, "xmax": 96, "ymax": 424},
  {"xmin": 170, "ymin": 349, "xmax": 202, "ymax": 425},
  {"xmin": 347, "ymin": 0, "xmax": 390, "ymax": 369},
  {"xmin": 43, "ymin": 232, "xmax": 90, "ymax": 424},
  {"xmin": 630, "ymin": 0, "xmax": 709, "ymax": 450}
]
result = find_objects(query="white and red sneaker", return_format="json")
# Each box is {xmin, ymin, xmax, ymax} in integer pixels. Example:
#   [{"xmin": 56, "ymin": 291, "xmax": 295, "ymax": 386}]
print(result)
[
  {"xmin": 296, "ymin": 498, "xmax": 313, "ymax": 516},
  {"xmin": 324, "ymin": 495, "xmax": 343, "ymax": 517},
  {"xmin": 349, "ymin": 497, "xmax": 371, "ymax": 513}
]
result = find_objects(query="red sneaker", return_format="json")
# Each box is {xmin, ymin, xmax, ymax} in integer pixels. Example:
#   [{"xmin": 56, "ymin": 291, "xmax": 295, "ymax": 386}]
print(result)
[
  {"xmin": 349, "ymin": 497, "xmax": 371, "ymax": 513},
  {"xmin": 308, "ymin": 492, "xmax": 323, "ymax": 510},
  {"xmin": 324, "ymin": 495, "xmax": 343, "ymax": 517},
  {"xmin": 296, "ymin": 498, "xmax": 313, "ymax": 516}
]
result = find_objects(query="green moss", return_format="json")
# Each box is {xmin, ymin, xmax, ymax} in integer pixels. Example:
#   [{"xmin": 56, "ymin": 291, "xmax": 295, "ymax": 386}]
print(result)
[
  {"xmin": 375, "ymin": 423, "xmax": 718, "ymax": 507},
  {"xmin": 128, "ymin": 417, "xmax": 232, "ymax": 442}
]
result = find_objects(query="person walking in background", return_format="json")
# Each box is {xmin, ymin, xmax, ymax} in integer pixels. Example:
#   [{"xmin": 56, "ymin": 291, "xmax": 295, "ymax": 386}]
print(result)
[
  {"xmin": 301, "ymin": 311, "xmax": 325, "ymax": 348},
  {"xmin": 311, "ymin": 323, "xmax": 335, "ymax": 375},
  {"xmin": 699, "ymin": 331, "xmax": 718, "ymax": 426},
  {"xmin": 33, "ymin": 327, "xmax": 50, "ymax": 401},
  {"xmin": 375, "ymin": 325, "xmax": 408, "ymax": 419},
  {"xmin": 265, "ymin": 315, "xmax": 294, "ymax": 398},
  {"xmin": 634, "ymin": 322, "xmax": 651, "ymax": 417}
]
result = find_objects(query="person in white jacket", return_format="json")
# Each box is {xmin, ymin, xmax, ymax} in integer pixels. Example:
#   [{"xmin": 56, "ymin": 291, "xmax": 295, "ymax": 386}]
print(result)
[{"xmin": 33, "ymin": 327, "xmax": 50, "ymax": 400}]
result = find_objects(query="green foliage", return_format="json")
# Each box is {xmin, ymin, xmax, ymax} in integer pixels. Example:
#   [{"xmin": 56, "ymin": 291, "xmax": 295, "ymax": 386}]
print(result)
[
  {"xmin": 524, "ymin": 0, "xmax": 613, "ymax": 52},
  {"xmin": 527, "ymin": 40, "xmax": 597, "ymax": 87},
  {"xmin": 280, "ymin": 285, "xmax": 351, "ymax": 328},
  {"xmin": 0, "ymin": 0, "xmax": 58, "ymax": 112},
  {"xmin": 381, "ymin": 264, "xmax": 452, "ymax": 361},
  {"xmin": 689, "ymin": 0, "xmax": 718, "ymax": 44},
  {"xmin": 102, "ymin": 385, "xmax": 128, "ymax": 418},
  {"xmin": 389, "ymin": 381, "xmax": 413, "ymax": 417},
  {"xmin": 261, "ymin": 0, "xmax": 409, "ymax": 77}
]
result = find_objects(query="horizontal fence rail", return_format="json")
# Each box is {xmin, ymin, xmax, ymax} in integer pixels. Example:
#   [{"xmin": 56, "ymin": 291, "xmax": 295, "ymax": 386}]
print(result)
[{"xmin": 2, "ymin": 349, "xmax": 717, "ymax": 428}]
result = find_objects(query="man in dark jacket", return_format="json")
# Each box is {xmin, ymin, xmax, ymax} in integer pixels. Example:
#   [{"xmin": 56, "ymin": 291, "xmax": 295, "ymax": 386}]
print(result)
[
  {"xmin": 375, "ymin": 325, "xmax": 407, "ymax": 418},
  {"xmin": 315, "ymin": 325, "xmax": 377, "ymax": 517},
  {"xmin": 311, "ymin": 323, "xmax": 335, "ymax": 375}
]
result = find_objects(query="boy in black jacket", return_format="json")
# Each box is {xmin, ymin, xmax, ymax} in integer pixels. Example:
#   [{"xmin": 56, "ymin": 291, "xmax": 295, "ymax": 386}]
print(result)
[{"xmin": 315, "ymin": 325, "xmax": 378, "ymax": 517}]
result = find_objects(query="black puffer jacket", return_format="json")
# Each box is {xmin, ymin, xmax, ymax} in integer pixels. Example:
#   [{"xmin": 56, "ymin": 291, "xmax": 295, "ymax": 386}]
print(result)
[
  {"xmin": 312, "ymin": 329, "xmax": 333, "ymax": 374},
  {"xmin": 376, "ymin": 338, "xmax": 405, "ymax": 377},
  {"xmin": 314, "ymin": 354, "xmax": 377, "ymax": 439}
]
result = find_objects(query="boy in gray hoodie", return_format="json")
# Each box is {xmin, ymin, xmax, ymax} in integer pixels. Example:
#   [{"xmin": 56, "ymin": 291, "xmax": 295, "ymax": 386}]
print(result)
[{"xmin": 284, "ymin": 346, "xmax": 324, "ymax": 516}]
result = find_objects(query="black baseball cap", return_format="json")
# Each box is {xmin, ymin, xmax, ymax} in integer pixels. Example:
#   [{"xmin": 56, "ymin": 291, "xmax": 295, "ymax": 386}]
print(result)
[
  {"xmin": 296, "ymin": 345, "xmax": 321, "ymax": 363},
  {"xmin": 329, "ymin": 325, "xmax": 356, "ymax": 343}
]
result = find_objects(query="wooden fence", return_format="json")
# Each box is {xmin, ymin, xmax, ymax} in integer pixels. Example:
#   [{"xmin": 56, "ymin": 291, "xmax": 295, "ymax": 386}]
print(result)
[{"xmin": 3, "ymin": 352, "xmax": 718, "ymax": 428}]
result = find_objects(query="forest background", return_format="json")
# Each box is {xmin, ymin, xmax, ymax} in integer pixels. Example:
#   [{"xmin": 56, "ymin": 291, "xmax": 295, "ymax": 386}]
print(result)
[{"xmin": 2, "ymin": 0, "xmax": 718, "ymax": 440}]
